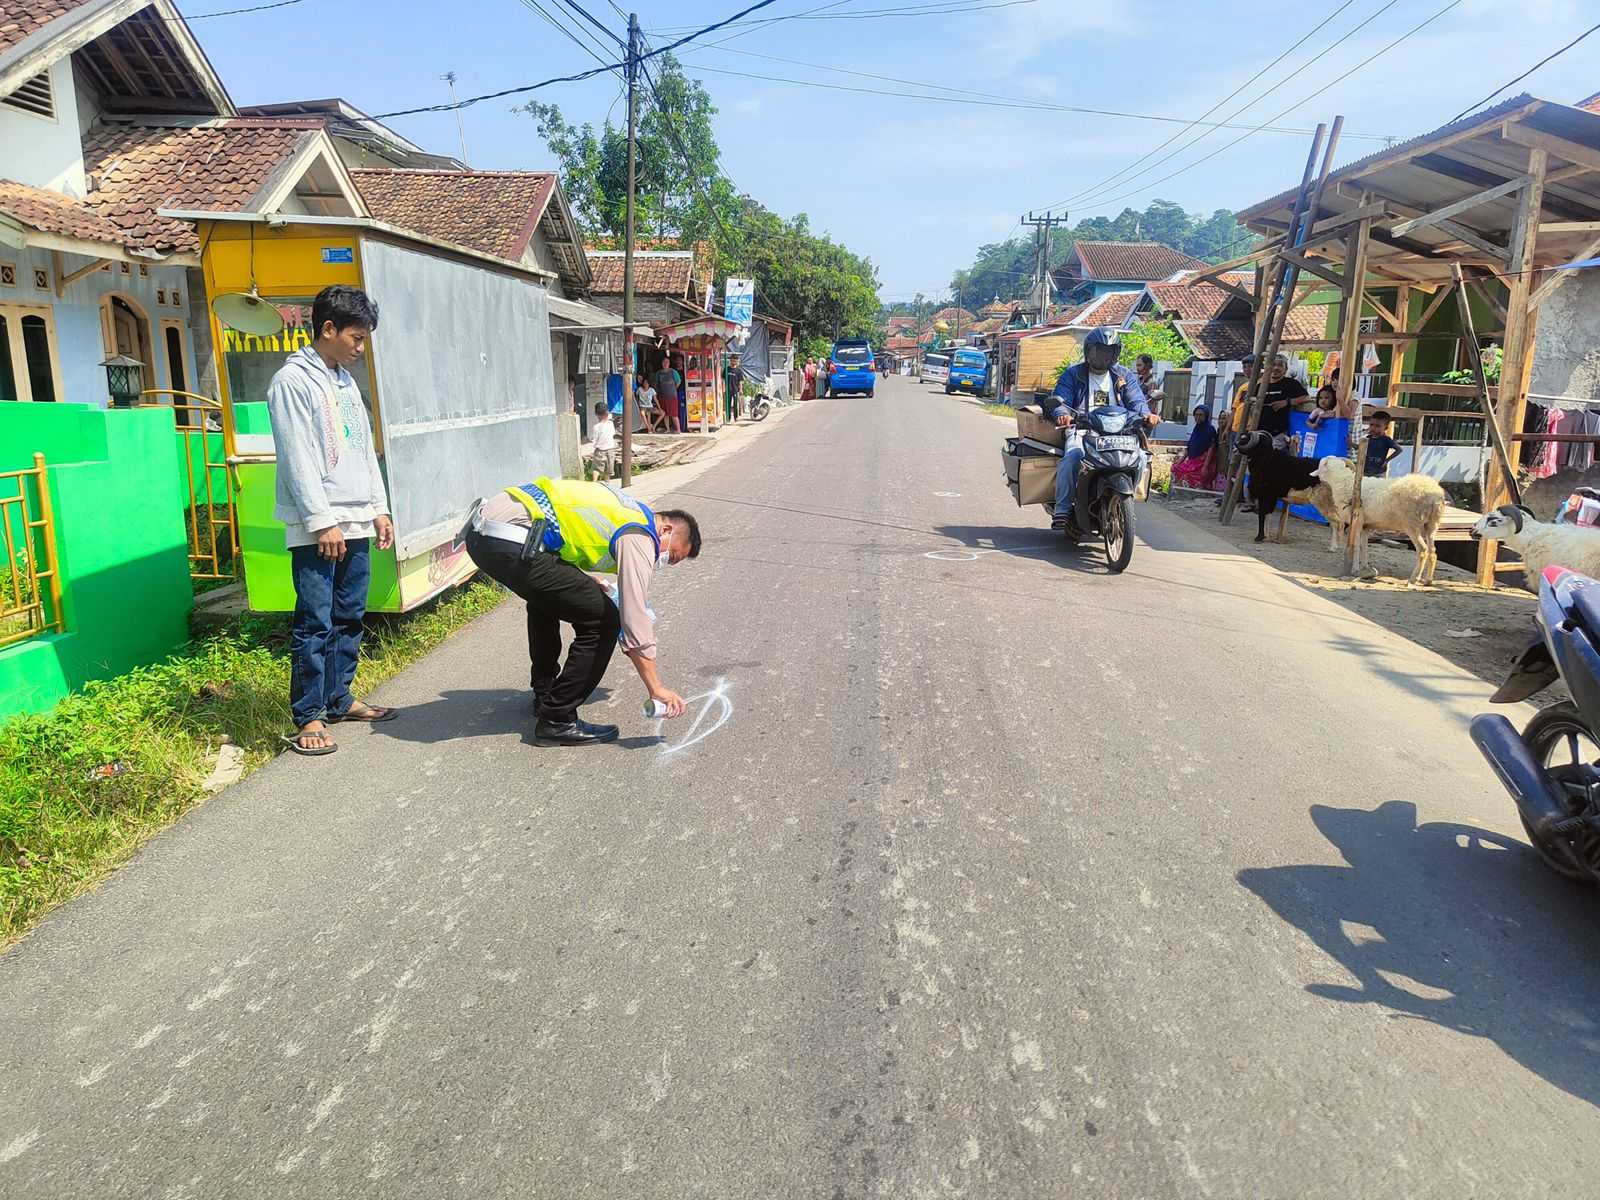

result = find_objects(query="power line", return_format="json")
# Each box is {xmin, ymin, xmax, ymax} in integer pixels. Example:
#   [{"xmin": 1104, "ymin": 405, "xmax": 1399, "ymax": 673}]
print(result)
[
  {"xmin": 1071, "ymin": 0, "xmax": 1464, "ymax": 216},
  {"xmin": 1041, "ymin": 0, "xmax": 1362, "ymax": 211},
  {"xmin": 1057, "ymin": 0, "xmax": 1408, "ymax": 213},
  {"xmin": 682, "ymin": 44, "xmax": 1396, "ymax": 138},
  {"xmin": 684, "ymin": 61, "xmax": 1388, "ymax": 136},
  {"xmin": 169, "ymin": 0, "xmax": 305, "ymax": 17},
  {"xmin": 371, "ymin": 0, "xmax": 784, "ymax": 119},
  {"xmin": 553, "ymin": 0, "xmax": 626, "ymax": 47},
  {"xmin": 648, "ymin": 0, "xmax": 1036, "ymax": 31},
  {"xmin": 517, "ymin": 0, "xmax": 623, "ymax": 77},
  {"xmin": 1447, "ymin": 19, "xmax": 1600, "ymax": 122},
  {"xmin": 371, "ymin": 62, "xmax": 618, "ymax": 118}
]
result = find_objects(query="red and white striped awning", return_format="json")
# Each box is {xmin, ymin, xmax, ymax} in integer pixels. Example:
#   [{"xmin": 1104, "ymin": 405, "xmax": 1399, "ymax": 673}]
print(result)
[{"xmin": 656, "ymin": 314, "xmax": 743, "ymax": 343}]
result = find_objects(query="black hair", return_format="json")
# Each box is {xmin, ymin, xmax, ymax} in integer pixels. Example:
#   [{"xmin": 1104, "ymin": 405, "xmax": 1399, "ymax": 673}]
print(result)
[
  {"xmin": 657, "ymin": 508, "xmax": 701, "ymax": 559},
  {"xmin": 1136, "ymin": 354, "xmax": 1154, "ymax": 368},
  {"xmin": 594, "ymin": 401, "xmax": 609, "ymax": 417},
  {"xmin": 312, "ymin": 285, "xmax": 379, "ymax": 336}
]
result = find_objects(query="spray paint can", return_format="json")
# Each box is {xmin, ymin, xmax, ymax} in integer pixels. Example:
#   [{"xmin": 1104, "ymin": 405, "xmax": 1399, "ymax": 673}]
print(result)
[{"xmin": 645, "ymin": 699, "xmax": 669, "ymax": 719}]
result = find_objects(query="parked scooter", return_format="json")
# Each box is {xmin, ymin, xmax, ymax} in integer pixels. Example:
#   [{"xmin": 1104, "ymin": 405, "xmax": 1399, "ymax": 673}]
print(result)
[
  {"xmin": 747, "ymin": 392, "xmax": 771, "ymax": 422},
  {"xmin": 1471, "ymin": 565, "xmax": 1600, "ymax": 882},
  {"xmin": 1057, "ymin": 404, "xmax": 1149, "ymax": 573}
]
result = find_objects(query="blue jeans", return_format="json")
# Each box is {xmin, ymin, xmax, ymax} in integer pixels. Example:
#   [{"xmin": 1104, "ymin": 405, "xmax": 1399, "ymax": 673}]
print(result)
[
  {"xmin": 1054, "ymin": 445, "xmax": 1085, "ymax": 517},
  {"xmin": 289, "ymin": 538, "xmax": 371, "ymax": 727}
]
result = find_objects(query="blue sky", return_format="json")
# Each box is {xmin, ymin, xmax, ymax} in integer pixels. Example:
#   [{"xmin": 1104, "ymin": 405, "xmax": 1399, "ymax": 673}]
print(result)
[{"xmin": 188, "ymin": 0, "xmax": 1597, "ymax": 302}]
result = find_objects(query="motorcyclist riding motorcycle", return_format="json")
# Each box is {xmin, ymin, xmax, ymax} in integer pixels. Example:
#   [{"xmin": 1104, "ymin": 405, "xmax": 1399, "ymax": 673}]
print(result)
[{"xmin": 1046, "ymin": 327, "xmax": 1156, "ymax": 530}]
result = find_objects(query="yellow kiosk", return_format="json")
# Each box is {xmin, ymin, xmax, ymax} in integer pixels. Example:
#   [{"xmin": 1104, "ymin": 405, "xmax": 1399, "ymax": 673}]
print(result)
[{"xmin": 177, "ymin": 212, "xmax": 563, "ymax": 613}]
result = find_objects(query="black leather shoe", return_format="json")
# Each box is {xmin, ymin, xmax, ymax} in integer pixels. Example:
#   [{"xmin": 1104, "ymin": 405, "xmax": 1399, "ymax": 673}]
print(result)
[{"xmin": 534, "ymin": 718, "xmax": 620, "ymax": 746}]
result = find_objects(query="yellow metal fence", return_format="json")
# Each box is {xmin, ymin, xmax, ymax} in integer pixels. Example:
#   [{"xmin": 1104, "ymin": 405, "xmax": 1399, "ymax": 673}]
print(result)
[
  {"xmin": 140, "ymin": 390, "xmax": 239, "ymax": 583},
  {"xmin": 0, "ymin": 453, "xmax": 64, "ymax": 649}
]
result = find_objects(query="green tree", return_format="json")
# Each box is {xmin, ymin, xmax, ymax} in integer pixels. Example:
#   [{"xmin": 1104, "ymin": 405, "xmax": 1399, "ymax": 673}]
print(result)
[{"xmin": 524, "ymin": 53, "xmax": 719, "ymax": 240}]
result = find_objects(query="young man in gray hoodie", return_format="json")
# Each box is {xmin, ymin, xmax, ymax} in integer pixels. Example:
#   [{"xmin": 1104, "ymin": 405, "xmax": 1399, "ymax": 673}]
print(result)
[{"xmin": 268, "ymin": 285, "xmax": 397, "ymax": 755}]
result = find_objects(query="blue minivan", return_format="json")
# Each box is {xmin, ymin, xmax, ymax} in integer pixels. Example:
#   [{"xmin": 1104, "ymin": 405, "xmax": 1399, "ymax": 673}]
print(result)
[
  {"xmin": 946, "ymin": 347, "xmax": 990, "ymax": 395},
  {"xmin": 829, "ymin": 339, "xmax": 876, "ymax": 396}
]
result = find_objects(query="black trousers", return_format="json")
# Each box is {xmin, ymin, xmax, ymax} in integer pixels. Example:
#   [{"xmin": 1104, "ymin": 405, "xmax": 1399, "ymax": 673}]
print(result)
[{"xmin": 465, "ymin": 531, "xmax": 622, "ymax": 723}]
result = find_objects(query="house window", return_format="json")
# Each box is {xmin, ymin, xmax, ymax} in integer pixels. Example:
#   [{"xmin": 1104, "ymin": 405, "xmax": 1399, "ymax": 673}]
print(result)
[
  {"xmin": 0, "ymin": 263, "xmax": 14, "ymax": 287},
  {"xmin": 0, "ymin": 304, "xmax": 62, "ymax": 403},
  {"xmin": 1, "ymin": 71, "xmax": 54, "ymax": 120},
  {"xmin": 157, "ymin": 289, "xmax": 167, "ymax": 305},
  {"xmin": 164, "ymin": 324, "xmax": 187, "ymax": 395},
  {"xmin": 32, "ymin": 268, "xmax": 48, "ymax": 291}
]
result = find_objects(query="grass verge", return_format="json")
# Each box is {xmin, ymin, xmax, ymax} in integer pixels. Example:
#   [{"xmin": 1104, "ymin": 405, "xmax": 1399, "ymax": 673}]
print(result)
[
  {"xmin": 981, "ymin": 403, "xmax": 1015, "ymax": 420},
  {"xmin": 0, "ymin": 579, "xmax": 505, "ymax": 946}
]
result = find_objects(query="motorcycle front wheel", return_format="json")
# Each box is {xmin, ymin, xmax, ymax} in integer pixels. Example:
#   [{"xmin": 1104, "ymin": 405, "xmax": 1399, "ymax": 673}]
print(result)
[
  {"xmin": 1522, "ymin": 701, "xmax": 1599, "ymax": 882},
  {"xmin": 1102, "ymin": 493, "xmax": 1134, "ymax": 573},
  {"xmin": 750, "ymin": 400, "xmax": 770, "ymax": 422}
]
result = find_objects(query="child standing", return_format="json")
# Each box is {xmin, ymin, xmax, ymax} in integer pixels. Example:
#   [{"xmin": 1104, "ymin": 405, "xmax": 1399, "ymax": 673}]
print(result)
[
  {"xmin": 589, "ymin": 400, "xmax": 616, "ymax": 480},
  {"xmin": 1364, "ymin": 411, "xmax": 1402, "ymax": 477}
]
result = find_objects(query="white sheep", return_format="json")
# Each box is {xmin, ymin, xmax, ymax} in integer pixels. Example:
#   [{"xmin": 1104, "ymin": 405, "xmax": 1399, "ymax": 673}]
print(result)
[
  {"xmin": 1471, "ymin": 505, "xmax": 1600, "ymax": 589},
  {"xmin": 1312, "ymin": 456, "xmax": 1446, "ymax": 587}
]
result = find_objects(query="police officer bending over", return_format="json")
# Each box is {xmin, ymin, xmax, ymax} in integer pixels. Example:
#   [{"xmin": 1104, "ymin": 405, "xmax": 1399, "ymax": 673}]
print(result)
[{"xmin": 463, "ymin": 478, "xmax": 702, "ymax": 745}]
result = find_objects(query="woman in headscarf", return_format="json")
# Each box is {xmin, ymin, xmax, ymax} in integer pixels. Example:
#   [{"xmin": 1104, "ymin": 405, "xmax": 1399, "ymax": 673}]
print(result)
[
  {"xmin": 1171, "ymin": 404, "xmax": 1220, "ymax": 490},
  {"xmin": 801, "ymin": 357, "xmax": 816, "ymax": 401}
]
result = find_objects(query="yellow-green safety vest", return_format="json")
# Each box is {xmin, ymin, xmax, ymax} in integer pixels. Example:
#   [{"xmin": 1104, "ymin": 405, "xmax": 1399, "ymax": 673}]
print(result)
[{"xmin": 503, "ymin": 477, "xmax": 658, "ymax": 573}]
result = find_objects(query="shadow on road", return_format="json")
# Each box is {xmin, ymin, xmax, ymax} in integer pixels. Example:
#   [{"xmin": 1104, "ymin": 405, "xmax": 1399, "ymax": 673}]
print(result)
[
  {"xmin": 371, "ymin": 687, "xmax": 661, "ymax": 751},
  {"xmin": 1240, "ymin": 800, "xmax": 1600, "ymax": 1110}
]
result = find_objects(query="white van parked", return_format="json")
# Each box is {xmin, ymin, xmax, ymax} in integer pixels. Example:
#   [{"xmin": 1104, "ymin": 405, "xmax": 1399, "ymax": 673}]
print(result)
[{"xmin": 921, "ymin": 352, "xmax": 950, "ymax": 386}]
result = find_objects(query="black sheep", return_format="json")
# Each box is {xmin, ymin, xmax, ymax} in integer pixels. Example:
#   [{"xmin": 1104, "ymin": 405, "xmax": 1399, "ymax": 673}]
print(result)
[{"xmin": 1236, "ymin": 430, "xmax": 1321, "ymax": 542}]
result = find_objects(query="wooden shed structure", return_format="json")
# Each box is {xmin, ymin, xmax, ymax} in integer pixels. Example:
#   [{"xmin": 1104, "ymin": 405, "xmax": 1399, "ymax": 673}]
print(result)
[{"xmin": 1200, "ymin": 95, "xmax": 1600, "ymax": 586}]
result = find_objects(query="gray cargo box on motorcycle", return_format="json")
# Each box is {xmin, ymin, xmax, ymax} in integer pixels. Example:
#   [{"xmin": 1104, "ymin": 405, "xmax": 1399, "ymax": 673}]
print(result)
[{"xmin": 1002, "ymin": 436, "xmax": 1062, "ymax": 506}]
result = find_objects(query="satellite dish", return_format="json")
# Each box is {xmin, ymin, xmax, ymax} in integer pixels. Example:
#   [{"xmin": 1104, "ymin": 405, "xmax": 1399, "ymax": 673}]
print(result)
[{"xmin": 212, "ymin": 289, "xmax": 285, "ymax": 337}]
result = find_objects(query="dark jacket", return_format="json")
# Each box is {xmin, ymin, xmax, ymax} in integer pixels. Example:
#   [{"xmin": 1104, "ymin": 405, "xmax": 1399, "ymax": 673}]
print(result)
[{"xmin": 1047, "ymin": 362, "xmax": 1149, "ymax": 422}]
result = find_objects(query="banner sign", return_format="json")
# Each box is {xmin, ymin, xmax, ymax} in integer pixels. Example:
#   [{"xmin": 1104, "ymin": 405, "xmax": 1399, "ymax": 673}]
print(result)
[{"xmin": 724, "ymin": 278, "xmax": 755, "ymax": 326}]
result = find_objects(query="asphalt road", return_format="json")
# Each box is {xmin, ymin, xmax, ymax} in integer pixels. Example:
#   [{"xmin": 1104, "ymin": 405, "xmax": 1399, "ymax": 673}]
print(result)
[{"xmin": 5, "ymin": 374, "xmax": 1600, "ymax": 1199}]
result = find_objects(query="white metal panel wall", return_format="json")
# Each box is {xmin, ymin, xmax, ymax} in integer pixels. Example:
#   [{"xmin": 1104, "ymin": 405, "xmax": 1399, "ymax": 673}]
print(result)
[{"xmin": 360, "ymin": 240, "xmax": 559, "ymax": 557}]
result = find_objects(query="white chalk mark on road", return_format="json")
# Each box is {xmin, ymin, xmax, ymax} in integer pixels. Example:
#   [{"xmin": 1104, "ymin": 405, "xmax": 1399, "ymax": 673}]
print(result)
[
  {"xmin": 659, "ymin": 681, "xmax": 733, "ymax": 757},
  {"xmin": 932, "ymin": 491, "xmax": 962, "ymax": 497}
]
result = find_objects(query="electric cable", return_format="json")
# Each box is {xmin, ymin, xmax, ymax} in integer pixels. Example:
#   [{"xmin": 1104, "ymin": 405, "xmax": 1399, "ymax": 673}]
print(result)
[
  {"xmin": 517, "ymin": 0, "xmax": 623, "ymax": 78},
  {"xmin": 1070, "ymin": 0, "xmax": 1464, "ymax": 216},
  {"xmin": 1447, "ymin": 19, "xmax": 1600, "ymax": 122},
  {"xmin": 1039, "ymin": 0, "xmax": 1363, "ymax": 210},
  {"xmin": 1057, "ymin": 0, "xmax": 1410, "ymax": 213}
]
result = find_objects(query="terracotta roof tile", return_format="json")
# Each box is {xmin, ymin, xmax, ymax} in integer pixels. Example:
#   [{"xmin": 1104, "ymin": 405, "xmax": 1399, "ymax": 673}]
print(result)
[
  {"xmin": 1284, "ymin": 304, "xmax": 1332, "ymax": 342},
  {"xmin": 0, "ymin": 179, "xmax": 133, "ymax": 247},
  {"xmin": 1070, "ymin": 290, "xmax": 1141, "ymax": 328},
  {"xmin": 930, "ymin": 305, "xmax": 977, "ymax": 326},
  {"xmin": 80, "ymin": 120, "xmax": 312, "ymax": 253},
  {"xmin": 1068, "ymin": 241, "xmax": 1208, "ymax": 281},
  {"xmin": 352, "ymin": 168, "xmax": 555, "ymax": 261},
  {"xmin": 585, "ymin": 248, "xmax": 695, "ymax": 296},
  {"xmin": 1143, "ymin": 280, "xmax": 1239, "ymax": 321},
  {"xmin": 1174, "ymin": 320, "xmax": 1254, "ymax": 362},
  {"xmin": 0, "ymin": 0, "xmax": 95, "ymax": 55}
]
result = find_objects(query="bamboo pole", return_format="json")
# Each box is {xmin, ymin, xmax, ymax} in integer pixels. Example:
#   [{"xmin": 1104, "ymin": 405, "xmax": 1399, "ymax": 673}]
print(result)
[
  {"xmin": 1476, "ymin": 147, "xmax": 1546, "ymax": 586},
  {"xmin": 1221, "ymin": 118, "xmax": 1340, "ymax": 525},
  {"xmin": 1340, "ymin": 214, "xmax": 1374, "ymax": 577},
  {"xmin": 1452, "ymin": 264, "xmax": 1521, "ymax": 510},
  {"xmin": 33, "ymin": 453, "xmax": 63, "ymax": 632}
]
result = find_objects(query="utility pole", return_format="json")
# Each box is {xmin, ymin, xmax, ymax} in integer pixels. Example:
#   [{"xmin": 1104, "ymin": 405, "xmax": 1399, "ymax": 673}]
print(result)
[
  {"xmin": 620, "ymin": 13, "xmax": 639, "ymax": 486},
  {"xmin": 440, "ymin": 72, "xmax": 469, "ymax": 165},
  {"xmin": 1021, "ymin": 210, "xmax": 1066, "ymax": 326}
]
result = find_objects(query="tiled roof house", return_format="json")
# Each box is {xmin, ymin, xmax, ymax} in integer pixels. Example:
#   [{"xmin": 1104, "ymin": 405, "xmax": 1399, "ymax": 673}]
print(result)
[{"xmin": 1052, "ymin": 241, "xmax": 1208, "ymax": 304}]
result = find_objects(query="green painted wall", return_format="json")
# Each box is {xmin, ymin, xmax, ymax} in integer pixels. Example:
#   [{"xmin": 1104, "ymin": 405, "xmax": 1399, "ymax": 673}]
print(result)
[{"xmin": 0, "ymin": 406, "xmax": 193, "ymax": 720}]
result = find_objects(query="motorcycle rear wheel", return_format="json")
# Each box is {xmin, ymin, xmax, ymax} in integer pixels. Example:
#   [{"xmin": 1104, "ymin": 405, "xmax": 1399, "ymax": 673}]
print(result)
[
  {"xmin": 1102, "ymin": 493, "xmax": 1134, "ymax": 574},
  {"xmin": 1521, "ymin": 701, "xmax": 1599, "ymax": 882}
]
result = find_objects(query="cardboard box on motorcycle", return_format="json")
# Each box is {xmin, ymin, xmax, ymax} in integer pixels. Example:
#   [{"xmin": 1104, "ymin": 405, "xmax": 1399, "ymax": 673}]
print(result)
[{"xmin": 1005, "ymin": 404, "xmax": 1150, "ymax": 504}]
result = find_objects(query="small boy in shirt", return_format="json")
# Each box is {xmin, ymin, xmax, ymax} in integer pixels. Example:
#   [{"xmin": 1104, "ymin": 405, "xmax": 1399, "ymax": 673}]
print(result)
[
  {"xmin": 589, "ymin": 401, "xmax": 617, "ymax": 480},
  {"xmin": 1363, "ymin": 411, "xmax": 1402, "ymax": 477}
]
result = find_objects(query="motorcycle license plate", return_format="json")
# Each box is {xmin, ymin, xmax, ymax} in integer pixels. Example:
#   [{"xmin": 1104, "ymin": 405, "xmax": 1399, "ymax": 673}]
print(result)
[{"xmin": 1098, "ymin": 435, "xmax": 1139, "ymax": 450}]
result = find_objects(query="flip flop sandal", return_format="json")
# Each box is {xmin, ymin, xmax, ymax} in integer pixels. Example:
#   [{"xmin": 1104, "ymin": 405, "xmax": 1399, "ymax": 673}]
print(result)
[
  {"xmin": 281, "ymin": 731, "xmax": 338, "ymax": 756},
  {"xmin": 328, "ymin": 705, "xmax": 399, "ymax": 724}
]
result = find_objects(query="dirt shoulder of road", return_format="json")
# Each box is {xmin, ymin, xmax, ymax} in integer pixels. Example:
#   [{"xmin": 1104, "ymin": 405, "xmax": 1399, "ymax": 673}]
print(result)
[{"xmin": 1162, "ymin": 492, "xmax": 1544, "ymax": 696}]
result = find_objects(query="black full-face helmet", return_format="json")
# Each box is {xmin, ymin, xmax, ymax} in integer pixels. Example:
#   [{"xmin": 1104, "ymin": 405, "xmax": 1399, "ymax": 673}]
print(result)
[{"xmin": 1083, "ymin": 326, "xmax": 1121, "ymax": 373}]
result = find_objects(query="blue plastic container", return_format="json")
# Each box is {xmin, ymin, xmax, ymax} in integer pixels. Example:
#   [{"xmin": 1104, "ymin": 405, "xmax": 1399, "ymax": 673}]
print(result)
[{"xmin": 1286, "ymin": 413, "xmax": 1350, "ymax": 524}]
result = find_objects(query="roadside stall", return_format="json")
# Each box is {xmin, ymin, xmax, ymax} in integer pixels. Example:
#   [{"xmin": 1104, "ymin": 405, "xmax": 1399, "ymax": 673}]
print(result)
[
  {"xmin": 657, "ymin": 314, "xmax": 744, "ymax": 432},
  {"xmin": 172, "ymin": 211, "xmax": 562, "ymax": 612}
]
